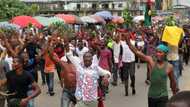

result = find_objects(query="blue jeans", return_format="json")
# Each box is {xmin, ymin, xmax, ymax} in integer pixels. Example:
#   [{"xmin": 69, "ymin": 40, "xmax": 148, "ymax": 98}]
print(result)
[
  {"xmin": 168, "ymin": 60, "xmax": 180, "ymax": 88},
  {"xmin": 61, "ymin": 89, "xmax": 76, "ymax": 107},
  {"xmin": 46, "ymin": 72, "xmax": 54, "ymax": 93},
  {"xmin": 27, "ymin": 90, "xmax": 34, "ymax": 107},
  {"xmin": 38, "ymin": 59, "xmax": 46, "ymax": 84}
]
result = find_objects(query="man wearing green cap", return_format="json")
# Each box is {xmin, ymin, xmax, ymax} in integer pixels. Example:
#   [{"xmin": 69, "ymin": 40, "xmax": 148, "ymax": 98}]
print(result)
[{"xmin": 125, "ymin": 33, "xmax": 178, "ymax": 107}]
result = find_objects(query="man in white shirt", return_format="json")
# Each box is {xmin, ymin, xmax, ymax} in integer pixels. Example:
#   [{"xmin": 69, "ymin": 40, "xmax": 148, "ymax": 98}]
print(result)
[
  {"xmin": 76, "ymin": 40, "xmax": 89, "ymax": 61},
  {"xmin": 65, "ymin": 44, "xmax": 111, "ymax": 107},
  {"xmin": 120, "ymin": 34, "xmax": 136, "ymax": 96},
  {"xmin": 111, "ymin": 35, "xmax": 121, "ymax": 86}
]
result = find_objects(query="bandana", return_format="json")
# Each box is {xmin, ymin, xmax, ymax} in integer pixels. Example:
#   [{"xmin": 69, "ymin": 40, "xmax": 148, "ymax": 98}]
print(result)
[{"xmin": 156, "ymin": 44, "xmax": 170, "ymax": 53}]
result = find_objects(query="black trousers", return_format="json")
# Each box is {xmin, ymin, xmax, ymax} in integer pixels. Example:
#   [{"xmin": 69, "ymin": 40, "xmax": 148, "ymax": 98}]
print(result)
[
  {"xmin": 122, "ymin": 62, "xmax": 135, "ymax": 95},
  {"xmin": 148, "ymin": 96, "xmax": 168, "ymax": 107},
  {"xmin": 112, "ymin": 63, "xmax": 119, "ymax": 83}
]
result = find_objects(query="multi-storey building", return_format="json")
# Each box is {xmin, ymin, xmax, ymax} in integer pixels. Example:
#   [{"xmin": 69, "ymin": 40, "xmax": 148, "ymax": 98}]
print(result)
[
  {"xmin": 21, "ymin": 0, "xmax": 129, "ymax": 16},
  {"xmin": 21, "ymin": 0, "xmax": 161, "ymax": 16}
]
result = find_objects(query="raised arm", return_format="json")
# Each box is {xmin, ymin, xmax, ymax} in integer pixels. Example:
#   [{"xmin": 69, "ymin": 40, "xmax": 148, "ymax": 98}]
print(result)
[
  {"xmin": 125, "ymin": 33, "xmax": 154, "ymax": 68},
  {"xmin": 64, "ymin": 42, "xmax": 81, "ymax": 69},
  {"xmin": 4, "ymin": 38, "xmax": 17, "ymax": 57},
  {"xmin": 0, "ymin": 68, "xmax": 7, "ymax": 88}
]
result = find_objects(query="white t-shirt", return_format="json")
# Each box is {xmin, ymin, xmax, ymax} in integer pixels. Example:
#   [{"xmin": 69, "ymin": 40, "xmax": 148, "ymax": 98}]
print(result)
[
  {"xmin": 120, "ymin": 41, "xmax": 135, "ymax": 63},
  {"xmin": 167, "ymin": 45, "xmax": 179, "ymax": 61},
  {"xmin": 76, "ymin": 47, "xmax": 89, "ymax": 61},
  {"xmin": 113, "ymin": 41, "xmax": 121, "ymax": 63},
  {"xmin": 92, "ymin": 54, "xmax": 99, "ymax": 66}
]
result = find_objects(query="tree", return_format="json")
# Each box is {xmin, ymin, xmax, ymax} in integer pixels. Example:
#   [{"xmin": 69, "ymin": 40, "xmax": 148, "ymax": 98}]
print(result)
[
  {"xmin": 122, "ymin": 8, "xmax": 133, "ymax": 28},
  {"xmin": 0, "ymin": 0, "xmax": 39, "ymax": 20},
  {"xmin": 28, "ymin": 4, "xmax": 40, "ymax": 16}
]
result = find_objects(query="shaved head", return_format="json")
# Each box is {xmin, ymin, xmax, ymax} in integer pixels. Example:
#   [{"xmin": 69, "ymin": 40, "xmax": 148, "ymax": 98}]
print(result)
[{"xmin": 83, "ymin": 52, "xmax": 93, "ymax": 67}]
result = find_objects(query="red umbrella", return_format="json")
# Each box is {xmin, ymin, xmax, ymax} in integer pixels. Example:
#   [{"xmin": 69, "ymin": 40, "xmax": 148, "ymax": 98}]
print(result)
[
  {"xmin": 55, "ymin": 14, "xmax": 82, "ymax": 24},
  {"xmin": 112, "ymin": 16, "xmax": 124, "ymax": 24},
  {"xmin": 11, "ymin": 16, "xmax": 43, "ymax": 28}
]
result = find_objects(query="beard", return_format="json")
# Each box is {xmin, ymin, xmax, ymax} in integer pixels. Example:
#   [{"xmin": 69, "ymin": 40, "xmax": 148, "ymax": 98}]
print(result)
[{"xmin": 156, "ymin": 57, "xmax": 165, "ymax": 62}]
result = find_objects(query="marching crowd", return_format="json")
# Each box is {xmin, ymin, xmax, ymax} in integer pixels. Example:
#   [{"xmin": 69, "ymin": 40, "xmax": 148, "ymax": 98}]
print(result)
[{"xmin": 0, "ymin": 24, "xmax": 190, "ymax": 107}]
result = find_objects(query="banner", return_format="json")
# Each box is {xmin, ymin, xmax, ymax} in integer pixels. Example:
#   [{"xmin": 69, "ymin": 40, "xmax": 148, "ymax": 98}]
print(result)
[{"xmin": 162, "ymin": 26, "xmax": 184, "ymax": 46}]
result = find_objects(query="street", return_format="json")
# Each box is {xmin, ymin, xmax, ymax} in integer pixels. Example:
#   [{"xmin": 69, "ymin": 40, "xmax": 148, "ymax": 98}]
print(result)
[{"xmin": 35, "ymin": 64, "xmax": 190, "ymax": 107}]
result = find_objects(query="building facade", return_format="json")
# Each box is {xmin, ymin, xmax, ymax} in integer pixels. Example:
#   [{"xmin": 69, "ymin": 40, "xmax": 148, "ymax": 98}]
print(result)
[
  {"xmin": 21, "ymin": 0, "xmax": 158, "ymax": 16},
  {"xmin": 21, "ymin": 0, "xmax": 129, "ymax": 16}
]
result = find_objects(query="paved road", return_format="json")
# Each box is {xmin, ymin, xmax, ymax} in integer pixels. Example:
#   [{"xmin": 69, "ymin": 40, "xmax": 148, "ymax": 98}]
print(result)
[{"xmin": 35, "ymin": 64, "xmax": 190, "ymax": 107}]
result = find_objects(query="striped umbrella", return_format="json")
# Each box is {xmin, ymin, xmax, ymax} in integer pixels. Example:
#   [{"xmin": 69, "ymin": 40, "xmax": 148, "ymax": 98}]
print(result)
[
  {"xmin": 55, "ymin": 14, "xmax": 82, "ymax": 24},
  {"xmin": 80, "ymin": 16, "xmax": 97, "ymax": 24},
  {"xmin": 34, "ymin": 16, "xmax": 64, "ymax": 26}
]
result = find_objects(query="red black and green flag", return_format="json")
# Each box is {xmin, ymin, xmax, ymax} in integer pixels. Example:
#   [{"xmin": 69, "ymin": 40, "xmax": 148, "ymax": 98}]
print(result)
[{"xmin": 144, "ymin": 0, "xmax": 152, "ymax": 27}]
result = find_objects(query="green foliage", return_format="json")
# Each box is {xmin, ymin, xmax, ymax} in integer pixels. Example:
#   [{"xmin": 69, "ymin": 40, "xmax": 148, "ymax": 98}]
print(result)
[
  {"xmin": 122, "ymin": 8, "xmax": 133, "ymax": 27},
  {"xmin": 28, "ymin": 4, "xmax": 40, "ymax": 16},
  {"xmin": 0, "ymin": 0, "xmax": 39, "ymax": 20},
  {"xmin": 151, "ymin": 10, "xmax": 157, "ymax": 17},
  {"xmin": 165, "ymin": 16, "xmax": 176, "ymax": 26},
  {"xmin": 105, "ymin": 23, "xmax": 116, "ymax": 32},
  {"xmin": 51, "ymin": 21, "xmax": 73, "ymax": 38}
]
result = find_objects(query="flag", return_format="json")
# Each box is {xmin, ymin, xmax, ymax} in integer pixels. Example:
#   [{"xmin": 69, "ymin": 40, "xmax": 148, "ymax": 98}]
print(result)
[
  {"xmin": 162, "ymin": 26, "xmax": 184, "ymax": 46},
  {"xmin": 144, "ymin": 3, "xmax": 152, "ymax": 27}
]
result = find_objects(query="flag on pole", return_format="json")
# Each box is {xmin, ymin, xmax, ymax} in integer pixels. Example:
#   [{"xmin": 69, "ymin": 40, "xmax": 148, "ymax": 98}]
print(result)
[{"xmin": 144, "ymin": 0, "xmax": 152, "ymax": 27}]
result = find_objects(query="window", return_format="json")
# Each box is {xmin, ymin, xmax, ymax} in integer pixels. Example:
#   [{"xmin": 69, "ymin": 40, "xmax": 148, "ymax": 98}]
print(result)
[
  {"xmin": 118, "ymin": 3, "xmax": 123, "ymax": 8},
  {"xmin": 102, "ymin": 3, "xmax": 109, "ymax": 9},
  {"xmin": 118, "ymin": 12, "xmax": 122, "ymax": 16},
  {"xmin": 77, "ymin": 4, "xmax": 81, "ymax": 9},
  {"xmin": 112, "ymin": 3, "xmax": 115, "ymax": 9},
  {"xmin": 92, "ymin": 4, "xmax": 97, "ymax": 9}
]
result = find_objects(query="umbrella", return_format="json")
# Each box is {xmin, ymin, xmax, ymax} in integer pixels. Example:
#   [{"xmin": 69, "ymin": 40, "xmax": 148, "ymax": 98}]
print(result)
[
  {"xmin": 55, "ymin": 14, "xmax": 82, "ymax": 24},
  {"xmin": 48, "ymin": 17, "xmax": 64, "ymax": 25},
  {"xmin": 112, "ymin": 16, "xmax": 124, "ymax": 24},
  {"xmin": 152, "ymin": 16, "xmax": 164, "ymax": 23},
  {"xmin": 34, "ymin": 16, "xmax": 64, "ymax": 26},
  {"xmin": 80, "ymin": 16, "xmax": 97, "ymax": 24},
  {"xmin": 91, "ymin": 15, "xmax": 106, "ymax": 24},
  {"xmin": 11, "ymin": 16, "xmax": 43, "ymax": 28},
  {"xmin": 34, "ymin": 16, "xmax": 50, "ymax": 26},
  {"xmin": 95, "ymin": 11, "xmax": 113, "ymax": 20},
  {"xmin": 133, "ymin": 16, "xmax": 144, "ymax": 23},
  {"xmin": 0, "ymin": 21, "xmax": 20, "ymax": 31}
]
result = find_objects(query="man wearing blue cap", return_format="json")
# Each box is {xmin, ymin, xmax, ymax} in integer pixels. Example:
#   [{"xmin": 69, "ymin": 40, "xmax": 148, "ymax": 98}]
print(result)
[{"xmin": 125, "ymin": 33, "xmax": 178, "ymax": 107}]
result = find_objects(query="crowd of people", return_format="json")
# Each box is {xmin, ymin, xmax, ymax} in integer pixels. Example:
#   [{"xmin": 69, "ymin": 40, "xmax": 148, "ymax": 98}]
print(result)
[{"xmin": 0, "ymin": 22, "xmax": 190, "ymax": 107}]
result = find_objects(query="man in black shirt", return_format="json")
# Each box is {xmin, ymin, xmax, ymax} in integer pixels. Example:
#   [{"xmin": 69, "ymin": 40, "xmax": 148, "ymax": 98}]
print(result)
[{"xmin": 6, "ymin": 56, "xmax": 41, "ymax": 107}]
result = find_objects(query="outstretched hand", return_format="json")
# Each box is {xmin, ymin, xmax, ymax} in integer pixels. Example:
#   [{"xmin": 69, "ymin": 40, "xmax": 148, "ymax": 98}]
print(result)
[{"xmin": 101, "ymin": 77, "xmax": 109, "ymax": 87}]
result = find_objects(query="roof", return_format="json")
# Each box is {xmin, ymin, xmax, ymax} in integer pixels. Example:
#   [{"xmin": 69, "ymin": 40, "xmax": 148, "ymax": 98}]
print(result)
[{"xmin": 173, "ymin": 0, "xmax": 190, "ymax": 7}]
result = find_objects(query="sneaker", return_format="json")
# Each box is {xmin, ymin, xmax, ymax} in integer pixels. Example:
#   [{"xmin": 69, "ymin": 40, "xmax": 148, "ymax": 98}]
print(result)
[
  {"xmin": 132, "ymin": 89, "xmax": 136, "ymax": 95},
  {"xmin": 49, "ymin": 92, "xmax": 55, "ymax": 96},
  {"xmin": 125, "ymin": 92, "xmax": 128, "ymax": 96},
  {"xmin": 145, "ymin": 80, "xmax": 150, "ymax": 85},
  {"xmin": 111, "ymin": 82, "xmax": 117, "ymax": 86}
]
